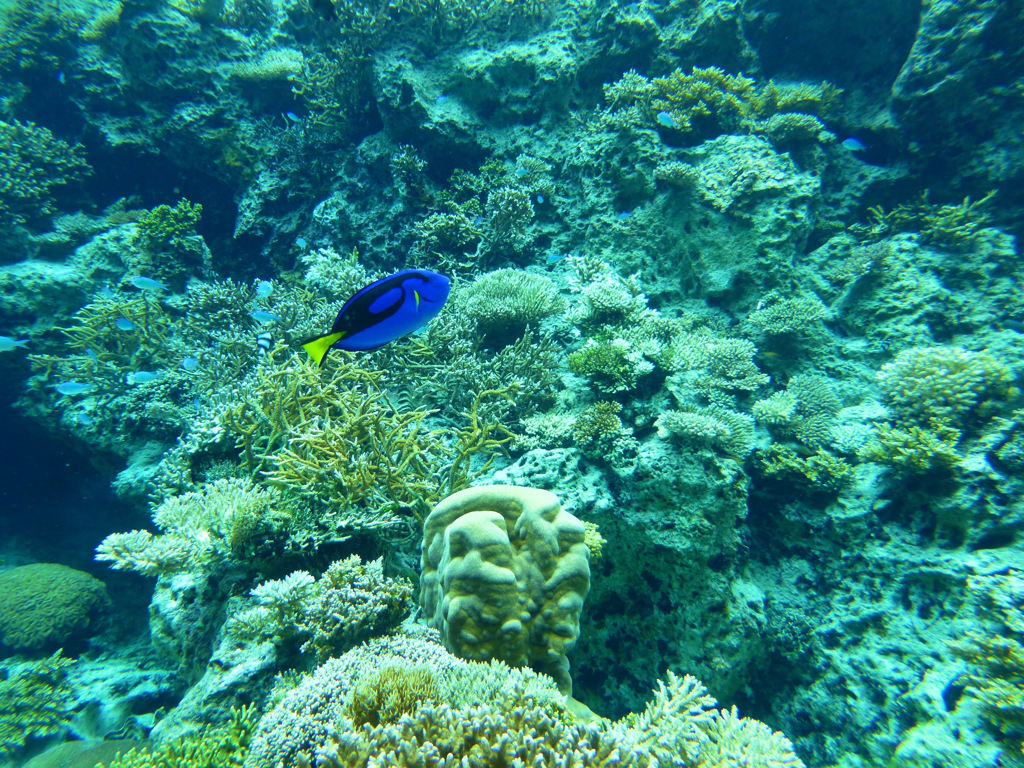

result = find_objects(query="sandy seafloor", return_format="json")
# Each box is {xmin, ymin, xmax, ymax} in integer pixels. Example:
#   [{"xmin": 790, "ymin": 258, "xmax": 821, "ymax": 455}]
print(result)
[{"xmin": 1, "ymin": 0, "xmax": 1023, "ymax": 767}]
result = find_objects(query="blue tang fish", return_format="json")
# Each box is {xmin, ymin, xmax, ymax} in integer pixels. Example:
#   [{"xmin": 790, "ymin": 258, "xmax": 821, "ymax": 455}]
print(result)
[{"xmin": 301, "ymin": 269, "xmax": 451, "ymax": 367}]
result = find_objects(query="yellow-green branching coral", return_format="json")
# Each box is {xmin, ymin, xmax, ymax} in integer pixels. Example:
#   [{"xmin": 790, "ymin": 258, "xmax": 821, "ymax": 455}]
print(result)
[
  {"xmin": 876, "ymin": 345, "xmax": 1014, "ymax": 430},
  {"xmin": 0, "ymin": 119, "xmax": 89, "ymax": 231},
  {"xmin": 0, "ymin": 651, "xmax": 74, "ymax": 758},
  {"xmin": 955, "ymin": 570, "xmax": 1024, "ymax": 756},
  {"xmin": 98, "ymin": 704, "xmax": 258, "ymax": 768}
]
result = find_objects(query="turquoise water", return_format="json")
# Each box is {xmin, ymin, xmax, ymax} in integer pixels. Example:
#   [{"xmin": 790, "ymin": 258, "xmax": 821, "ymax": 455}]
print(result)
[{"xmin": 1, "ymin": 1, "xmax": 1022, "ymax": 766}]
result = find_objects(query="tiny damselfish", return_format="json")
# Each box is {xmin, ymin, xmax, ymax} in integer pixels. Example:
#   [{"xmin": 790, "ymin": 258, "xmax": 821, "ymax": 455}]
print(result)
[{"xmin": 301, "ymin": 269, "xmax": 451, "ymax": 367}]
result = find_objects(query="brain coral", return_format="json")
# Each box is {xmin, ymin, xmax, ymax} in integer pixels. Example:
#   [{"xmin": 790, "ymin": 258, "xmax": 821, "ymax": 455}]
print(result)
[
  {"xmin": 420, "ymin": 484, "xmax": 590, "ymax": 694},
  {"xmin": 0, "ymin": 563, "xmax": 109, "ymax": 652}
]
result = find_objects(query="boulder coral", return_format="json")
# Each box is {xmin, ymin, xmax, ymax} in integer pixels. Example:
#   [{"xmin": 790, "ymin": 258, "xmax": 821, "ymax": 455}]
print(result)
[
  {"xmin": 0, "ymin": 563, "xmax": 109, "ymax": 652},
  {"xmin": 420, "ymin": 484, "xmax": 590, "ymax": 694}
]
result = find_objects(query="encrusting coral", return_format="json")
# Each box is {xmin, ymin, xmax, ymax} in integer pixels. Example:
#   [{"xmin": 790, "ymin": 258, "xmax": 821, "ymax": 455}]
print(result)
[{"xmin": 420, "ymin": 485, "xmax": 591, "ymax": 694}]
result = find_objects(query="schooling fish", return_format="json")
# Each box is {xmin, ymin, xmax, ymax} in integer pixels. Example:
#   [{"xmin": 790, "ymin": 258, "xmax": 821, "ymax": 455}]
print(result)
[
  {"xmin": 0, "ymin": 336, "xmax": 28, "ymax": 352},
  {"xmin": 130, "ymin": 275, "xmax": 166, "ymax": 292},
  {"xmin": 301, "ymin": 269, "xmax": 451, "ymax": 367}
]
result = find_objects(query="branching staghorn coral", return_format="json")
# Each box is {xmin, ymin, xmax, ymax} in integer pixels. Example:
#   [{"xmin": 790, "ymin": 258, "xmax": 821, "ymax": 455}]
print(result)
[
  {"xmin": 859, "ymin": 191, "xmax": 997, "ymax": 251},
  {"xmin": 223, "ymin": 353, "xmax": 514, "ymax": 532},
  {"xmin": 53, "ymin": 292, "xmax": 175, "ymax": 373},
  {"xmin": 263, "ymin": 393, "xmax": 446, "ymax": 530},
  {"xmin": 219, "ymin": 352, "xmax": 385, "ymax": 475}
]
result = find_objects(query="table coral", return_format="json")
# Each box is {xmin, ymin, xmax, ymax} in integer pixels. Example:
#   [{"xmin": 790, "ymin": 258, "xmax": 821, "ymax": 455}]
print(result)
[{"xmin": 420, "ymin": 484, "xmax": 590, "ymax": 694}]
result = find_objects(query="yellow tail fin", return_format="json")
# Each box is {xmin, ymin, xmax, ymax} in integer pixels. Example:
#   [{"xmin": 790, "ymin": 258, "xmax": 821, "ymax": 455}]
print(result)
[{"xmin": 301, "ymin": 331, "xmax": 347, "ymax": 367}]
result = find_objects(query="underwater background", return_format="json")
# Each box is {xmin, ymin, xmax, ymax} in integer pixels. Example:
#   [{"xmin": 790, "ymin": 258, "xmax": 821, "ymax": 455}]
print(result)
[{"xmin": 1, "ymin": 0, "xmax": 1023, "ymax": 766}]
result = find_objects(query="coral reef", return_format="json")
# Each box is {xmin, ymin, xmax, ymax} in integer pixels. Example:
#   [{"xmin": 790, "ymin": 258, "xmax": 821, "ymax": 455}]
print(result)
[{"xmin": 246, "ymin": 628, "xmax": 803, "ymax": 768}]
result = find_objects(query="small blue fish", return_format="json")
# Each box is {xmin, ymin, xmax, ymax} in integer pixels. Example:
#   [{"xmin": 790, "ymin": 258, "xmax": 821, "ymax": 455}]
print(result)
[
  {"xmin": 130, "ymin": 276, "xmax": 166, "ymax": 292},
  {"xmin": 85, "ymin": 348, "xmax": 99, "ymax": 363},
  {"xmin": 295, "ymin": 237, "xmax": 307, "ymax": 249},
  {"xmin": 545, "ymin": 252, "xmax": 569, "ymax": 264},
  {"xmin": 617, "ymin": 211, "xmax": 632, "ymax": 221},
  {"xmin": 655, "ymin": 110, "xmax": 676, "ymax": 128},
  {"xmin": 255, "ymin": 280, "xmax": 273, "ymax": 298},
  {"xmin": 115, "ymin": 317, "xmax": 135, "ymax": 331},
  {"xmin": 537, "ymin": 194, "xmax": 545, "ymax": 204},
  {"xmin": 301, "ymin": 269, "xmax": 451, "ymax": 367},
  {"xmin": 285, "ymin": 111, "xmax": 302, "ymax": 123},
  {"xmin": 57, "ymin": 71, "xmax": 65, "ymax": 84},
  {"xmin": 472, "ymin": 215, "xmax": 483, "ymax": 226},
  {"xmin": 250, "ymin": 310, "xmax": 281, "ymax": 324},
  {"xmin": 128, "ymin": 371, "xmax": 160, "ymax": 385},
  {"xmin": 515, "ymin": 167, "xmax": 530, "ymax": 177},
  {"xmin": 76, "ymin": 411, "xmax": 94, "ymax": 426},
  {"xmin": 842, "ymin": 137, "xmax": 867, "ymax": 152},
  {"xmin": 0, "ymin": 336, "xmax": 28, "ymax": 352},
  {"xmin": 435, "ymin": 94, "xmax": 449, "ymax": 104},
  {"xmin": 181, "ymin": 356, "xmax": 199, "ymax": 371},
  {"xmin": 56, "ymin": 381, "xmax": 91, "ymax": 396}
]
